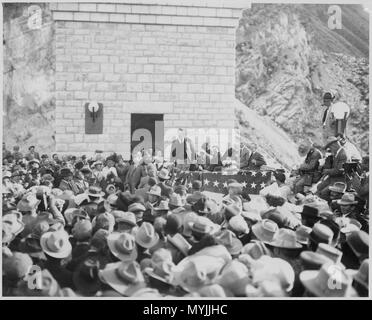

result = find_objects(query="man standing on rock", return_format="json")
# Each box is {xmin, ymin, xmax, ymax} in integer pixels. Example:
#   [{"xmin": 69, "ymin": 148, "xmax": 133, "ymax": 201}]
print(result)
[
  {"xmin": 321, "ymin": 91, "xmax": 336, "ymax": 142},
  {"xmin": 321, "ymin": 91, "xmax": 350, "ymax": 142}
]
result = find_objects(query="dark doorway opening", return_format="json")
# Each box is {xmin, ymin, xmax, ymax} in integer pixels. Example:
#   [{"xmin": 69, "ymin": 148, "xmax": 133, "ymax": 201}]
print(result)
[{"xmin": 130, "ymin": 113, "xmax": 164, "ymax": 159}]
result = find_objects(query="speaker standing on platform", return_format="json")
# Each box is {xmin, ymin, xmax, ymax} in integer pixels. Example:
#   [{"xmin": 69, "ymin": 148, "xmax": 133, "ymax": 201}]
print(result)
[{"xmin": 170, "ymin": 128, "xmax": 196, "ymax": 171}]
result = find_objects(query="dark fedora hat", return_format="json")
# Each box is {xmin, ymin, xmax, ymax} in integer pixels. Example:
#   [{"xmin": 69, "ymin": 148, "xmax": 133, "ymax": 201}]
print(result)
[
  {"xmin": 59, "ymin": 167, "xmax": 73, "ymax": 177},
  {"xmin": 301, "ymin": 205, "xmax": 320, "ymax": 217},
  {"xmin": 75, "ymin": 161, "xmax": 85, "ymax": 171},
  {"xmin": 73, "ymin": 258, "xmax": 102, "ymax": 296}
]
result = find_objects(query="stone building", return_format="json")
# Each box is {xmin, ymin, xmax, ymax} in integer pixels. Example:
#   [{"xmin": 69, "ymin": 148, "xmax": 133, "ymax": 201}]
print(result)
[{"xmin": 52, "ymin": 1, "xmax": 246, "ymax": 159}]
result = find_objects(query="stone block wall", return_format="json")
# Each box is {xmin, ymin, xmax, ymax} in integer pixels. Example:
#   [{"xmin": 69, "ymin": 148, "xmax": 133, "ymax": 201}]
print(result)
[{"xmin": 52, "ymin": 2, "xmax": 245, "ymax": 158}]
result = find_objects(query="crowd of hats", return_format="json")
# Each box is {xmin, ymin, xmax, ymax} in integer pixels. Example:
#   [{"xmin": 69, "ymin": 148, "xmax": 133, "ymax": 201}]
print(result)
[{"xmin": 1, "ymin": 149, "xmax": 369, "ymax": 298}]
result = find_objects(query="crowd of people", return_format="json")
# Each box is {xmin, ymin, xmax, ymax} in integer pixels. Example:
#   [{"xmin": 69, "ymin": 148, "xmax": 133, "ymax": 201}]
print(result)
[{"xmin": 2, "ymin": 134, "xmax": 369, "ymax": 298}]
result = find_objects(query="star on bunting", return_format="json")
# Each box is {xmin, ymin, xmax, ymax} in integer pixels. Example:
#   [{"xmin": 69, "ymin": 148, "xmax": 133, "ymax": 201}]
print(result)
[
  {"xmin": 213, "ymin": 180, "xmax": 219, "ymax": 187},
  {"xmin": 251, "ymin": 182, "xmax": 257, "ymax": 189},
  {"xmin": 204, "ymin": 178, "xmax": 210, "ymax": 186}
]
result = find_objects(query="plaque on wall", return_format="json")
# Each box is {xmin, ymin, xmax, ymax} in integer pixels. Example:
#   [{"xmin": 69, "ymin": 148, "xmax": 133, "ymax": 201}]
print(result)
[{"xmin": 85, "ymin": 102, "xmax": 103, "ymax": 134}]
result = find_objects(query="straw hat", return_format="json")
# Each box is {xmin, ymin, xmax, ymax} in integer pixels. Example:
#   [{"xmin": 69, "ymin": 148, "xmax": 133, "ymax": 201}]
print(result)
[
  {"xmin": 158, "ymin": 168, "xmax": 170, "ymax": 180},
  {"xmin": 268, "ymin": 228, "xmax": 302, "ymax": 250},
  {"xmin": 340, "ymin": 219, "xmax": 362, "ymax": 235},
  {"xmin": 218, "ymin": 260, "xmax": 250, "ymax": 296},
  {"xmin": 251, "ymin": 219, "xmax": 279, "ymax": 243},
  {"xmin": 99, "ymin": 261, "xmax": 146, "ymax": 296},
  {"xmin": 147, "ymin": 185, "xmax": 162, "ymax": 197},
  {"xmin": 64, "ymin": 208, "xmax": 89, "ymax": 226},
  {"xmin": 135, "ymin": 222, "xmax": 159, "ymax": 249},
  {"xmin": 251, "ymin": 256, "xmax": 295, "ymax": 292},
  {"xmin": 107, "ymin": 232, "xmax": 138, "ymax": 262},
  {"xmin": 151, "ymin": 248, "xmax": 173, "ymax": 265},
  {"xmin": 300, "ymin": 263, "xmax": 357, "ymax": 297},
  {"xmin": 299, "ymin": 251, "xmax": 333, "ymax": 270},
  {"xmin": 316, "ymin": 243, "xmax": 343, "ymax": 265},
  {"xmin": 309, "ymin": 223, "xmax": 334, "ymax": 245},
  {"xmin": 86, "ymin": 186, "xmax": 105, "ymax": 198},
  {"xmin": 145, "ymin": 261, "xmax": 176, "ymax": 285},
  {"xmin": 40, "ymin": 230, "xmax": 72, "ymax": 259},
  {"xmin": 329, "ymin": 182, "xmax": 346, "ymax": 194},
  {"xmin": 166, "ymin": 233, "xmax": 192, "ymax": 257},
  {"xmin": 56, "ymin": 190, "xmax": 75, "ymax": 202},
  {"xmin": 295, "ymin": 225, "xmax": 312, "ymax": 245},
  {"xmin": 169, "ymin": 193, "xmax": 184, "ymax": 208},
  {"xmin": 128, "ymin": 203, "xmax": 146, "ymax": 213},
  {"xmin": 215, "ymin": 229, "xmax": 243, "ymax": 256},
  {"xmin": 103, "ymin": 194, "xmax": 118, "ymax": 212},
  {"xmin": 16, "ymin": 194, "xmax": 40, "ymax": 212},
  {"xmin": 241, "ymin": 241, "xmax": 272, "ymax": 260},
  {"xmin": 188, "ymin": 216, "xmax": 220, "ymax": 236},
  {"xmin": 228, "ymin": 215, "xmax": 250, "ymax": 234},
  {"xmin": 337, "ymin": 193, "xmax": 358, "ymax": 206},
  {"xmin": 181, "ymin": 212, "xmax": 198, "ymax": 237},
  {"xmin": 153, "ymin": 200, "xmax": 170, "ymax": 212},
  {"xmin": 114, "ymin": 211, "xmax": 137, "ymax": 228},
  {"xmin": 173, "ymin": 255, "xmax": 224, "ymax": 292}
]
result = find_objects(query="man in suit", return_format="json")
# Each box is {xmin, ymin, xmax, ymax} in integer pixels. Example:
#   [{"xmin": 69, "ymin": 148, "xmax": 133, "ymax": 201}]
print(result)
[
  {"xmin": 59, "ymin": 168, "xmax": 82, "ymax": 195},
  {"xmin": 317, "ymin": 137, "xmax": 347, "ymax": 201},
  {"xmin": 239, "ymin": 142, "xmax": 266, "ymax": 170},
  {"xmin": 25, "ymin": 146, "xmax": 40, "ymax": 161},
  {"xmin": 293, "ymin": 144, "xmax": 323, "ymax": 194},
  {"xmin": 125, "ymin": 152, "xmax": 147, "ymax": 194},
  {"xmin": 321, "ymin": 91, "xmax": 336, "ymax": 143},
  {"xmin": 170, "ymin": 128, "xmax": 195, "ymax": 170}
]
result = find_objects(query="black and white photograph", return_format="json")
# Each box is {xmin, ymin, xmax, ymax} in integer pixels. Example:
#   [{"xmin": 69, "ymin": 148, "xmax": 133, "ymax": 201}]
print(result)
[{"xmin": 1, "ymin": 0, "xmax": 370, "ymax": 300}]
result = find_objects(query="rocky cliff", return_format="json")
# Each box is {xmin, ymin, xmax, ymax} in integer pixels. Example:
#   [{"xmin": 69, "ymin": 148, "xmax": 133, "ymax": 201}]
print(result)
[
  {"xmin": 236, "ymin": 3, "xmax": 369, "ymax": 164},
  {"xmin": 3, "ymin": 3, "xmax": 55, "ymax": 154}
]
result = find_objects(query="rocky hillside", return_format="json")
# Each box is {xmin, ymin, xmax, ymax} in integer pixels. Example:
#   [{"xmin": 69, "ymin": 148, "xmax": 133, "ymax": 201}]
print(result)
[
  {"xmin": 3, "ymin": 3, "xmax": 55, "ymax": 154},
  {"xmin": 236, "ymin": 3, "xmax": 369, "ymax": 159},
  {"xmin": 236, "ymin": 101, "xmax": 302, "ymax": 171}
]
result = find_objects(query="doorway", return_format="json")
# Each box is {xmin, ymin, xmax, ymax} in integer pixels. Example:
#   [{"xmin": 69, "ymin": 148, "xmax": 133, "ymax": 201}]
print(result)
[{"xmin": 130, "ymin": 113, "xmax": 164, "ymax": 159}]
